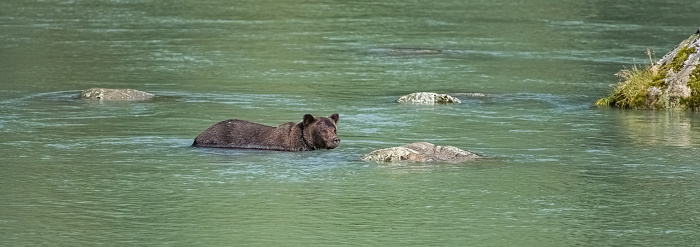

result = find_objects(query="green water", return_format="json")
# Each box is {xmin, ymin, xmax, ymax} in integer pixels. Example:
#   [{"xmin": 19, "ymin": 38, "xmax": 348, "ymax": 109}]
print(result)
[{"xmin": 2, "ymin": 0, "xmax": 700, "ymax": 246}]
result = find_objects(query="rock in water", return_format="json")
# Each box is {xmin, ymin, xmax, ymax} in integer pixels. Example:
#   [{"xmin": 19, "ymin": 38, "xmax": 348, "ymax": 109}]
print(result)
[
  {"xmin": 368, "ymin": 48, "xmax": 442, "ymax": 56},
  {"xmin": 597, "ymin": 28, "xmax": 700, "ymax": 110},
  {"xmin": 362, "ymin": 142, "xmax": 479, "ymax": 162},
  {"xmin": 397, "ymin": 92, "xmax": 461, "ymax": 104},
  {"xmin": 79, "ymin": 88, "xmax": 154, "ymax": 101}
]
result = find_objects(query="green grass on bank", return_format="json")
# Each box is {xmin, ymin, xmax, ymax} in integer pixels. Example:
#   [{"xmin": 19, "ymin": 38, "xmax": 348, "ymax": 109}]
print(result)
[{"xmin": 597, "ymin": 46, "xmax": 697, "ymax": 109}]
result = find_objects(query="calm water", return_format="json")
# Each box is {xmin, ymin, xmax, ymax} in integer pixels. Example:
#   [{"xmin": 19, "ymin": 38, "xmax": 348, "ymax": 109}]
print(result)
[{"xmin": 2, "ymin": 0, "xmax": 700, "ymax": 246}]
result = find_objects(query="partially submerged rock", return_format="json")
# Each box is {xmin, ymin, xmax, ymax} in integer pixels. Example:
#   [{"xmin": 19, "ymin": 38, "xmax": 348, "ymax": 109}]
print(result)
[
  {"xmin": 362, "ymin": 142, "xmax": 479, "ymax": 162},
  {"xmin": 451, "ymin": 92, "xmax": 486, "ymax": 97},
  {"xmin": 369, "ymin": 48, "xmax": 442, "ymax": 56},
  {"xmin": 397, "ymin": 92, "xmax": 461, "ymax": 104},
  {"xmin": 79, "ymin": 88, "xmax": 154, "ymax": 101},
  {"xmin": 597, "ymin": 28, "xmax": 700, "ymax": 110}
]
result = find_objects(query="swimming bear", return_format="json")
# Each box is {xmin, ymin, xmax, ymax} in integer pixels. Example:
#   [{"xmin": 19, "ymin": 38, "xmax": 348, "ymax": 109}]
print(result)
[{"xmin": 193, "ymin": 114, "xmax": 340, "ymax": 151}]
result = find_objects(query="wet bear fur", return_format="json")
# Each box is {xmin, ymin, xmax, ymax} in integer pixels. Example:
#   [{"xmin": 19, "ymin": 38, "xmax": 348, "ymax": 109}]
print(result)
[{"xmin": 192, "ymin": 114, "xmax": 340, "ymax": 151}]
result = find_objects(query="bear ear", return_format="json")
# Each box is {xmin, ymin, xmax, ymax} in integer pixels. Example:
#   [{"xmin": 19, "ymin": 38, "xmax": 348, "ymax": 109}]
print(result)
[
  {"xmin": 303, "ymin": 114, "xmax": 315, "ymax": 126},
  {"xmin": 329, "ymin": 113, "xmax": 339, "ymax": 124}
]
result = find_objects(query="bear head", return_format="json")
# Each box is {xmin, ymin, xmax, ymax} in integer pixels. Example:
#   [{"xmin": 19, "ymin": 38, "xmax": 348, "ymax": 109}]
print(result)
[{"xmin": 303, "ymin": 113, "xmax": 340, "ymax": 149}]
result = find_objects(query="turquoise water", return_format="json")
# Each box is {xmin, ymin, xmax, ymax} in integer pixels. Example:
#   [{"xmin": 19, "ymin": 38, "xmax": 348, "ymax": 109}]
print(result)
[{"xmin": 1, "ymin": 0, "xmax": 700, "ymax": 246}]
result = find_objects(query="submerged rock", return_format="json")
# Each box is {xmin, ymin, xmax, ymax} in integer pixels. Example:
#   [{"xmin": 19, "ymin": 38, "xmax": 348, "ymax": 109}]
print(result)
[
  {"xmin": 79, "ymin": 88, "xmax": 154, "ymax": 101},
  {"xmin": 451, "ymin": 92, "xmax": 486, "ymax": 97},
  {"xmin": 362, "ymin": 142, "xmax": 479, "ymax": 162},
  {"xmin": 597, "ymin": 28, "xmax": 700, "ymax": 110},
  {"xmin": 369, "ymin": 48, "xmax": 442, "ymax": 56},
  {"xmin": 397, "ymin": 92, "xmax": 461, "ymax": 104}
]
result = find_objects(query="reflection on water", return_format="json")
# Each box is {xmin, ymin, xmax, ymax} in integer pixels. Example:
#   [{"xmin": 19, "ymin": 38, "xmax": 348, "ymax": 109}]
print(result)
[
  {"xmin": 619, "ymin": 110, "xmax": 698, "ymax": 147},
  {"xmin": 2, "ymin": 0, "xmax": 700, "ymax": 246}
]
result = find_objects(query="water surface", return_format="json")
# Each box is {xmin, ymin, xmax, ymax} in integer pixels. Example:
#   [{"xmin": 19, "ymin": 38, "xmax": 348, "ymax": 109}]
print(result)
[{"xmin": 2, "ymin": 0, "xmax": 700, "ymax": 246}]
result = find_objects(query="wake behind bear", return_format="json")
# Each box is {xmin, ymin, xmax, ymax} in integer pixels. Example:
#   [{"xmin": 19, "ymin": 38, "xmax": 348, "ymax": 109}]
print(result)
[{"xmin": 192, "ymin": 113, "xmax": 340, "ymax": 151}]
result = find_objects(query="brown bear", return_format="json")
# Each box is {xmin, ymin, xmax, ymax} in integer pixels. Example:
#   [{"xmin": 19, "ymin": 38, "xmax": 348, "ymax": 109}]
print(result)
[{"xmin": 192, "ymin": 113, "xmax": 340, "ymax": 151}]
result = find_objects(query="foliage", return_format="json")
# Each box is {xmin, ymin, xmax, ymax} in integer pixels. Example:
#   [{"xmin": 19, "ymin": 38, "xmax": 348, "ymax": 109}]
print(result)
[
  {"xmin": 604, "ymin": 65, "xmax": 657, "ymax": 108},
  {"xmin": 597, "ymin": 49, "xmax": 659, "ymax": 108},
  {"xmin": 595, "ymin": 97, "xmax": 610, "ymax": 106},
  {"xmin": 597, "ymin": 45, "xmax": 698, "ymax": 109}
]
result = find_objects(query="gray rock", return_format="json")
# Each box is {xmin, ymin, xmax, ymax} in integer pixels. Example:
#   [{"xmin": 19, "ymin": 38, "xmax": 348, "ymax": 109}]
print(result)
[
  {"xmin": 369, "ymin": 48, "xmax": 442, "ymax": 56},
  {"xmin": 362, "ymin": 142, "xmax": 479, "ymax": 162},
  {"xmin": 397, "ymin": 92, "xmax": 461, "ymax": 104},
  {"xmin": 651, "ymin": 33, "xmax": 700, "ymax": 109},
  {"xmin": 451, "ymin": 92, "xmax": 486, "ymax": 97},
  {"xmin": 79, "ymin": 88, "xmax": 154, "ymax": 101},
  {"xmin": 600, "ymin": 29, "xmax": 700, "ymax": 110}
]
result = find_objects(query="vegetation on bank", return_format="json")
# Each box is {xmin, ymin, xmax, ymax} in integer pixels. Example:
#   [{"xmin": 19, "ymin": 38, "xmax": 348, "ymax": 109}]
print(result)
[
  {"xmin": 594, "ymin": 50, "xmax": 661, "ymax": 108},
  {"xmin": 596, "ymin": 34, "xmax": 700, "ymax": 110}
]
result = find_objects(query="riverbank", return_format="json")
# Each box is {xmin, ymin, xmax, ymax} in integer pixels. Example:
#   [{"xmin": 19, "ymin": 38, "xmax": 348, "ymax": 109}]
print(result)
[{"xmin": 597, "ymin": 30, "xmax": 700, "ymax": 110}]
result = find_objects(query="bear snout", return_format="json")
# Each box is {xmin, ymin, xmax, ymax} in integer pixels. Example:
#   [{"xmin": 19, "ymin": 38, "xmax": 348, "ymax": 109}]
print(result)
[{"xmin": 326, "ymin": 137, "xmax": 340, "ymax": 149}]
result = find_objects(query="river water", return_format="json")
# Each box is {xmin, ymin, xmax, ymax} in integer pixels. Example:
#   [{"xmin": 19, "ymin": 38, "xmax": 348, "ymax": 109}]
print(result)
[{"xmin": 2, "ymin": 0, "xmax": 700, "ymax": 246}]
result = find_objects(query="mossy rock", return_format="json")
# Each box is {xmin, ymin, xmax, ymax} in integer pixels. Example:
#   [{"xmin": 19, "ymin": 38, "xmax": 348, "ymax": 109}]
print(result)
[{"xmin": 598, "ymin": 29, "xmax": 700, "ymax": 110}]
